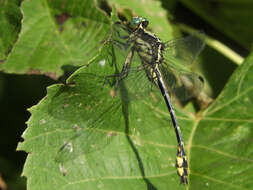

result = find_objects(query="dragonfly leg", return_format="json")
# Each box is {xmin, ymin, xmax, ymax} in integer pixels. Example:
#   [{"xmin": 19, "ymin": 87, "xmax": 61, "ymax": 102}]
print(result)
[
  {"xmin": 115, "ymin": 30, "xmax": 129, "ymax": 40},
  {"xmin": 111, "ymin": 40, "xmax": 127, "ymax": 51},
  {"xmin": 102, "ymin": 48, "xmax": 135, "ymax": 89},
  {"xmin": 102, "ymin": 73, "xmax": 121, "ymax": 89}
]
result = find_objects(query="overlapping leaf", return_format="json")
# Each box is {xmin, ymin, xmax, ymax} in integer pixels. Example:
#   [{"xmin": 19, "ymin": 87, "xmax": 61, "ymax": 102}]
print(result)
[
  {"xmin": 0, "ymin": 0, "xmax": 110, "ymax": 78},
  {"xmin": 0, "ymin": 0, "xmax": 22, "ymax": 60}
]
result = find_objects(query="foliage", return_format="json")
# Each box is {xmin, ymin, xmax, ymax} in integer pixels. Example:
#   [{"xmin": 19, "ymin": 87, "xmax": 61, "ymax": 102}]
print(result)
[{"xmin": 0, "ymin": 0, "xmax": 252, "ymax": 189}]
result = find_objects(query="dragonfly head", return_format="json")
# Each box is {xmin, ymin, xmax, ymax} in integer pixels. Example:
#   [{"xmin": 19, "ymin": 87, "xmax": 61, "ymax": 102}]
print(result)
[{"xmin": 129, "ymin": 17, "xmax": 149, "ymax": 30}]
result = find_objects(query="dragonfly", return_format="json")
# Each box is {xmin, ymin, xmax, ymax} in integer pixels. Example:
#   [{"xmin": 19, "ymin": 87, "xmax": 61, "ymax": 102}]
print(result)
[
  {"xmin": 54, "ymin": 16, "xmax": 205, "ymax": 185},
  {"xmin": 105, "ymin": 17, "xmax": 205, "ymax": 184}
]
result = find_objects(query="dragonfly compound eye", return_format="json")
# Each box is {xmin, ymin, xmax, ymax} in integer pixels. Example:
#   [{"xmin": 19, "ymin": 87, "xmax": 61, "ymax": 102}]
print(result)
[{"xmin": 130, "ymin": 17, "xmax": 149, "ymax": 29}]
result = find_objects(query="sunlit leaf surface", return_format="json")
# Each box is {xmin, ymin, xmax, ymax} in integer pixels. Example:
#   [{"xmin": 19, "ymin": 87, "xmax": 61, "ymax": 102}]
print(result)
[
  {"xmin": 0, "ymin": 0, "xmax": 110, "ymax": 78},
  {"xmin": 0, "ymin": 0, "xmax": 22, "ymax": 60}
]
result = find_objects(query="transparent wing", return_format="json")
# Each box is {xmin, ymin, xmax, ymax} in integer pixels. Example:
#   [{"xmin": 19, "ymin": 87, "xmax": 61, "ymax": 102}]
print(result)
[
  {"xmin": 164, "ymin": 32, "xmax": 205, "ymax": 69},
  {"xmin": 114, "ymin": 64, "xmax": 157, "ymax": 102},
  {"xmin": 112, "ymin": 60, "xmax": 204, "ymax": 102},
  {"xmin": 160, "ymin": 32, "xmax": 205, "ymax": 101},
  {"xmin": 110, "ymin": 21, "xmax": 132, "ymax": 52},
  {"xmin": 159, "ymin": 62, "xmax": 204, "ymax": 101},
  {"xmin": 107, "ymin": 41, "xmax": 205, "ymax": 102}
]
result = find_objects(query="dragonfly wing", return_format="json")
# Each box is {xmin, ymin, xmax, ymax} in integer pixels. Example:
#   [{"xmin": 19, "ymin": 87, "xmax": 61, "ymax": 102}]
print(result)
[
  {"xmin": 163, "ymin": 32, "xmax": 205, "ymax": 69},
  {"xmin": 110, "ymin": 21, "xmax": 132, "ymax": 52},
  {"xmin": 159, "ymin": 63, "xmax": 204, "ymax": 101},
  {"xmin": 114, "ymin": 63, "xmax": 157, "ymax": 102}
]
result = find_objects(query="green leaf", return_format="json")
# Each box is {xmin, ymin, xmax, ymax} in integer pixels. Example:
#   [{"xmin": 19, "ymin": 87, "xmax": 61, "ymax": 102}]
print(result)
[
  {"xmin": 189, "ymin": 53, "xmax": 253, "ymax": 189},
  {"xmin": 0, "ymin": 0, "xmax": 110, "ymax": 78},
  {"xmin": 0, "ymin": 0, "xmax": 22, "ymax": 60},
  {"xmin": 18, "ymin": 25, "xmax": 253, "ymax": 189},
  {"xmin": 181, "ymin": 0, "xmax": 253, "ymax": 50}
]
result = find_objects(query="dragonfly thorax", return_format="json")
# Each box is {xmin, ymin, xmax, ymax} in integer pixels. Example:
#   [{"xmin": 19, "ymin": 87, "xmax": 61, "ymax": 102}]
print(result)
[{"xmin": 132, "ymin": 27, "xmax": 164, "ymax": 66}]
